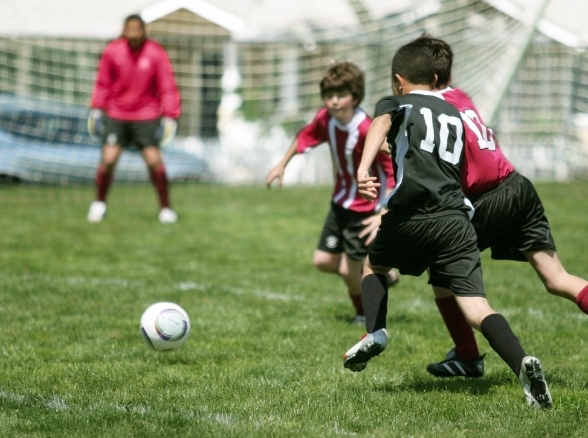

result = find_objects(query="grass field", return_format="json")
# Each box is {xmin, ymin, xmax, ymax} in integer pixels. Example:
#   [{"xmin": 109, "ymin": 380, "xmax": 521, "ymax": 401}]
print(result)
[{"xmin": 1, "ymin": 181, "xmax": 588, "ymax": 437}]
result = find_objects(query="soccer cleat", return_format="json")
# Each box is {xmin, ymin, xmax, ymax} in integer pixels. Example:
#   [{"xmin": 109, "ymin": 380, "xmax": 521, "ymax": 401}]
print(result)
[
  {"xmin": 343, "ymin": 328, "xmax": 388, "ymax": 372},
  {"xmin": 426, "ymin": 347, "xmax": 485, "ymax": 378},
  {"xmin": 159, "ymin": 207, "xmax": 178, "ymax": 224},
  {"xmin": 387, "ymin": 269, "xmax": 400, "ymax": 287},
  {"xmin": 87, "ymin": 201, "xmax": 107, "ymax": 223},
  {"xmin": 519, "ymin": 356, "xmax": 553, "ymax": 409}
]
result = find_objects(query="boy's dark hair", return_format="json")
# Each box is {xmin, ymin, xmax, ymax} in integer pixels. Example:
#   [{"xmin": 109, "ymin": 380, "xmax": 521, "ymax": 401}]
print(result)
[
  {"xmin": 391, "ymin": 42, "xmax": 437, "ymax": 87},
  {"xmin": 320, "ymin": 62, "xmax": 365, "ymax": 106},
  {"xmin": 413, "ymin": 32, "xmax": 453, "ymax": 87}
]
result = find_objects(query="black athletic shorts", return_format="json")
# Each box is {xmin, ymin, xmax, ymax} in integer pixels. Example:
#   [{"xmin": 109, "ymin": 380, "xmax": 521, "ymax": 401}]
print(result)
[
  {"xmin": 369, "ymin": 211, "xmax": 485, "ymax": 297},
  {"xmin": 317, "ymin": 202, "xmax": 374, "ymax": 261},
  {"xmin": 102, "ymin": 118, "xmax": 161, "ymax": 149},
  {"xmin": 471, "ymin": 171, "xmax": 556, "ymax": 262}
]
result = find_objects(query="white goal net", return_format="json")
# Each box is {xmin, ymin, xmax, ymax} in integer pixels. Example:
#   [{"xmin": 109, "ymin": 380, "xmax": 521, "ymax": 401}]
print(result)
[{"xmin": 1, "ymin": 0, "xmax": 587, "ymax": 187}]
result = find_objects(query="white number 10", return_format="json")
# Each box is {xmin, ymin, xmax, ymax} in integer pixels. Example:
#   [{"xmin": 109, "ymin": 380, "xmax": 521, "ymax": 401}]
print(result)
[{"xmin": 419, "ymin": 107, "xmax": 464, "ymax": 165}]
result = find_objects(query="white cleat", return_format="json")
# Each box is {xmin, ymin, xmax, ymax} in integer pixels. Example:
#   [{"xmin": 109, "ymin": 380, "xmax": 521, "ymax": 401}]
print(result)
[
  {"xmin": 519, "ymin": 356, "xmax": 553, "ymax": 409},
  {"xmin": 87, "ymin": 201, "xmax": 107, "ymax": 223},
  {"xmin": 343, "ymin": 328, "xmax": 388, "ymax": 372},
  {"xmin": 158, "ymin": 207, "xmax": 178, "ymax": 224}
]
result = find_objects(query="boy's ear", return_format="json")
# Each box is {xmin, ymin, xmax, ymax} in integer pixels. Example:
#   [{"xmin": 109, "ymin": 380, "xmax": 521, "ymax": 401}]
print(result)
[
  {"xmin": 393, "ymin": 74, "xmax": 404, "ymax": 95},
  {"xmin": 431, "ymin": 73, "xmax": 438, "ymax": 90}
]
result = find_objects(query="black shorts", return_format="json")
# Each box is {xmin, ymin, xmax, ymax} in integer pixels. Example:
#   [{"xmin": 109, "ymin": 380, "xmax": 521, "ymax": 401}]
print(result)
[
  {"xmin": 369, "ymin": 211, "xmax": 485, "ymax": 297},
  {"xmin": 102, "ymin": 118, "xmax": 161, "ymax": 149},
  {"xmin": 317, "ymin": 203, "xmax": 374, "ymax": 261},
  {"xmin": 471, "ymin": 172, "xmax": 556, "ymax": 262}
]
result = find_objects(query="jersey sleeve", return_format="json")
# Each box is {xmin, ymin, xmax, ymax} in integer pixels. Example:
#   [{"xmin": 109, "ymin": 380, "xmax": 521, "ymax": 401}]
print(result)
[
  {"xmin": 155, "ymin": 43, "xmax": 181, "ymax": 119},
  {"xmin": 90, "ymin": 44, "xmax": 114, "ymax": 109},
  {"xmin": 374, "ymin": 96, "xmax": 400, "ymax": 118},
  {"xmin": 295, "ymin": 107, "xmax": 329, "ymax": 153}
]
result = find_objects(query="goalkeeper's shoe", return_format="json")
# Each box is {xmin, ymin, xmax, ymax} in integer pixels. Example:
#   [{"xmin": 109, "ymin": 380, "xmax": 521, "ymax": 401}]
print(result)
[
  {"xmin": 87, "ymin": 201, "xmax": 107, "ymax": 223},
  {"xmin": 343, "ymin": 328, "xmax": 388, "ymax": 372},
  {"xmin": 426, "ymin": 347, "xmax": 485, "ymax": 378},
  {"xmin": 158, "ymin": 207, "xmax": 178, "ymax": 224},
  {"xmin": 519, "ymin": 356, "xmax": 553, "ymax": 409}
]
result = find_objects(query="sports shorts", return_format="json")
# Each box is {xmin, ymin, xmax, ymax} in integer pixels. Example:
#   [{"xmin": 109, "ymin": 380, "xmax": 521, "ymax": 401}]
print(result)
[
  {"xmin": 102, "ymin": 118, "xmax": 161, "ymax": 149},
  {"xmin": 471, "ymin": 171, "xmax": 556, "ymax": 262},
  {"xmin": 317, "ymin": 202, "xmax": 374, "ymax": 261},
  {"xmin": 369, "ymin": 210, "xmax": 485, "ymax": 297}
]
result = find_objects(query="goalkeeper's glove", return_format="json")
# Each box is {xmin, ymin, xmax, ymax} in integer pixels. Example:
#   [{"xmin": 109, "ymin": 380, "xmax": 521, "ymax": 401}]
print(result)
[
  {"xmin": 87, "ymin": 109, "xmax": 104, "ymax": 138},
  {"xmin": 157, "ymin": 117, "xmax": 178, "ymax": 148}
]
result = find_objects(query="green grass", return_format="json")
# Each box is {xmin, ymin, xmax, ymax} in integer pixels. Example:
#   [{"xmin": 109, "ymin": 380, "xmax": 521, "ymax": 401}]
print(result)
[{"xmin": 1, "ymin": 181, "xmax": 588, "ymax": 437}]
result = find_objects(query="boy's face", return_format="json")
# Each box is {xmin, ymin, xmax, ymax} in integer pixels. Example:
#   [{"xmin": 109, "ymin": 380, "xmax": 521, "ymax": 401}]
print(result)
[{"xmin": 323, "ymin": 90, "xmax": 357, "ymax": 123}]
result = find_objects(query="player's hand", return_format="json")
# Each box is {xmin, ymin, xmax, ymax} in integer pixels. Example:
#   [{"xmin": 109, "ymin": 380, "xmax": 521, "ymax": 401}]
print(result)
[
  {"xmin": 87, "ymin": 109, "xmax": 104, "ymax": 138},
  {"xmin": 158, "ymin": 117, "xmax": 178, "ymax": 148},
  {"xmin": 359, "ymin": 213, "xmax": 383, "ymax": 246},
  {"xmin": 266, "ymin": 166, "xmax": 285, "ymax": 189},
  {"xmin": 357, "ymin": 170, "xmax": 380, "ymax": 202}
]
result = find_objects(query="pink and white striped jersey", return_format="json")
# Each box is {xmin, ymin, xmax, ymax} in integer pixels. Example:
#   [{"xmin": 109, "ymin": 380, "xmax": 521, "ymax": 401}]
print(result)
[
  {"xmin": 440, "ymin": 87, "xmax": 514, "ymax": 197},
  {"xmin": 296, "ymin": 107, "xmax": 394, "ymax": 213}
]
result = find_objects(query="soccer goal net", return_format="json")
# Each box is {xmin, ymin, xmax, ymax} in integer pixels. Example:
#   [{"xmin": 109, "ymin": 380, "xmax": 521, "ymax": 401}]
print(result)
[{"xmin": 1, "ymin": 0, "xmax": 587, "ymax": 188}]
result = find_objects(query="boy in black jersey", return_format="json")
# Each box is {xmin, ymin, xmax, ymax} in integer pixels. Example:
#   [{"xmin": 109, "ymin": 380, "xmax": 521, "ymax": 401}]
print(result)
[{"xmin": 342, "ymin": 42, "xmax": 552, "ymax": 409}]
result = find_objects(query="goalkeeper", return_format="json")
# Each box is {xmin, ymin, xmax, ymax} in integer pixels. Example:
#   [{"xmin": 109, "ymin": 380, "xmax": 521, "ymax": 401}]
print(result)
[{"xmin": 87, "ymin": 14, "xmax": 180, "ymax": 224}]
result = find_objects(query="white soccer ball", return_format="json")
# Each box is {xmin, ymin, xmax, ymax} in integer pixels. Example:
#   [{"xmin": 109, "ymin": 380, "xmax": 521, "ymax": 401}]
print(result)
[{"xmin": 140, "ymin": 302, "xmax": 191, "ymax": 352}]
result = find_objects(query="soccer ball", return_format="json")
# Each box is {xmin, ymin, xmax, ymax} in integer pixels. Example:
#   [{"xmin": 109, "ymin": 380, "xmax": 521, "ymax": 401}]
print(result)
[{"xmin": 140, "ymin": 302, "xmax": 191, "ymax": 352}]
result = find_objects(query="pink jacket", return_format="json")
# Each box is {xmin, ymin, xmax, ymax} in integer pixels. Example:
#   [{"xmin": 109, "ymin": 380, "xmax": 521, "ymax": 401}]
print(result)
[{"xmin": 90, "ymin": 38, "xmax": 180, "ymax": 121}]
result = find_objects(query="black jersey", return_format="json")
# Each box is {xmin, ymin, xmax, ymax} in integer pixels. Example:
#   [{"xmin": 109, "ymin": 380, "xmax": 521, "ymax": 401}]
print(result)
[{"xmin": 375, "ymin": 91, "xmax": 469, "ymax": 216}]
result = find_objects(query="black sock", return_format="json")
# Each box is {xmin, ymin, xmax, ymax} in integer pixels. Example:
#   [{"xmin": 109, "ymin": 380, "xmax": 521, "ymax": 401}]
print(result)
[
  {"xmin": 480, "ymin": 313, "xmax": 526, "ymax": 375},
  {"xmin": 361, "ymin": 273, "xmax": 388, "ymax": 333}
]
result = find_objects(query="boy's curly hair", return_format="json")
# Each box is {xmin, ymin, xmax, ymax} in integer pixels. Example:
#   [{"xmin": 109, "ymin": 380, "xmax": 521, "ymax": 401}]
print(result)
[{"xmin": 319, "ymin": 61, "xmax": 365, "ymax": 106}]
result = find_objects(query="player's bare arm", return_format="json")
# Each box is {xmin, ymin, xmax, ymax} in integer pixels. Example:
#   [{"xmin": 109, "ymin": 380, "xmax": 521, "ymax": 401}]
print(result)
[
  {"xmin": 357, "ymin": 114, "xmax": 392, "ymax": 202},
  {"xmin": 266, "ymin": 139, "xmax": 299, "ymax": 189}
]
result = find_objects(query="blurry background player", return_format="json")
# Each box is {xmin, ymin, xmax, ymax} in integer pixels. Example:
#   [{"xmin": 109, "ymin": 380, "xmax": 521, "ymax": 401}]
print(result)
[
  {"xmin": 87, "ymin": 14, "xmax": 180, "ymax": 224},
  {"xmin": 342, "ymin": 42, "xmax": 552, "ymax": 409},
  {"xmin": 265, "ymin": 61, "xmax": 398, "ymax": 324},
  {"xmin": 413, "ymin": 33, "xmax": 588, "ymax": 378}
]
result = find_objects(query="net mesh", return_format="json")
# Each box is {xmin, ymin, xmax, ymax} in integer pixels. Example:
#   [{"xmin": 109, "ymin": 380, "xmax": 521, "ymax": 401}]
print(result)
[{"xmin": 1, "ymin": 0, "xmax": 587, "ymax": 189}]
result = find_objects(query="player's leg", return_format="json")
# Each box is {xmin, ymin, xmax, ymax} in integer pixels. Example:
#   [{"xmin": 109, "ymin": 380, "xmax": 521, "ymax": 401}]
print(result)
[
  {"xmin": 426, "ymin": 283, "xmax": 483, "ymax": 378},
  {"xmin": 343, "ymin": 212, "xmax": 413, "ymax": 372},
  {"xmin": 339, "ymin": 255, "xmax": 364, "ymax": 322},
  {"xmin": 88, "ymin": 143, "xmax": 123, "ymax": 222},
  {"xmin": 343, "ymin": 259, "xmax": 389, "ymax": 372},
  {"xmin": 525, "ymin": 249, "xmax": 588, "ymax": 313},
  {"xmin": 134, "ymin": 120, "xmax": 176, "ymax": 223},
  {"xmin": 88, "ymin": 117, "xmax": 126, "ymax": 222},
  {"xmin": 142, "ymin": 145, "xmax": 176, "ymax": 223},
  {"xmin": 455, "ymin": 295, "xmax": 552, "ymax": 408}
]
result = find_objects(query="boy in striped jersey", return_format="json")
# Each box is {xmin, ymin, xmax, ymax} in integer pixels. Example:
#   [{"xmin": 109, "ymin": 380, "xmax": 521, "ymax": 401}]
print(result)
[{"xmin": 265, "ymin": 62, "xmax": 397, "ymax": 323}]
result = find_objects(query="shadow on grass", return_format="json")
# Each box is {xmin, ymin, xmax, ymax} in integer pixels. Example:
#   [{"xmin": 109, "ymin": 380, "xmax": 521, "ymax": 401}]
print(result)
[{"xmin": 373, "ymin": 373, "xmax": 514, "ymax": 396}]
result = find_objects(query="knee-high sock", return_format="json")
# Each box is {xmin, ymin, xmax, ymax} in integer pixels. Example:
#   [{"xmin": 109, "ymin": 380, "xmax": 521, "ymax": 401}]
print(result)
[
  {"xmin": 480, "ymin": 313, "xmax": 526, "ymax": 375},
  {"xmin": 435, "ymin": 296, "xmax": 480, "ymax": 361},
  {"xmin": 95, "ymin": 167, "xmax": 113, "ymax": 202},
  {"xmin": 361, "ymin": 273, "xmax": 388, "ymax": 333},
  {"xmin": 576, "ymin": 285, "xmax": 588, "ymax": 314},
  {"xmin": 149, "ymin": 165, "xmax": 170, "ymax": 209},
  {"xmin": 349, "ymin": 293, "xmax": 363, "ymax": 316}
]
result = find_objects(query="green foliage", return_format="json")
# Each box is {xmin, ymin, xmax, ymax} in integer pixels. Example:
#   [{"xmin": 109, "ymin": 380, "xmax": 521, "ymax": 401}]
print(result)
[{"xmin": 1, "ymin": 182, "xmax": 588, "ymax": 437}]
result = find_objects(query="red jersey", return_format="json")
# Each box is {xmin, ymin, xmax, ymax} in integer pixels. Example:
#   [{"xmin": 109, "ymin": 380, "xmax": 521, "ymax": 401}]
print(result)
[
  {"xmin": 296, "ymin": 107, "xmax": 394, "ymax": 213},
  {"xmin": 90, "ymin": 38, "xmax": 180, "ymax": 121},
  {"xmin": 440, "ymin": 87, "xmax": 514, "ymax": 197}
]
